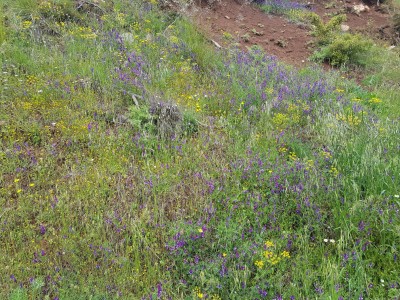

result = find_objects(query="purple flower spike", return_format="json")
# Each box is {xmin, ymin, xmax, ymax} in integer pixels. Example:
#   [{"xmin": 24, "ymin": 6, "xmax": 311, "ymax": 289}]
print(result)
[{"xmin": 39, "ymin": 224, "xmax": 46, "ymax": 235}]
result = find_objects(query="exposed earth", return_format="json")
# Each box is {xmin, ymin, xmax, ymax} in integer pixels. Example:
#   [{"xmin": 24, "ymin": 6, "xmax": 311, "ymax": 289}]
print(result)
[{"xmin": 186, "ymin": 0, "xmax": 395, "ymax": 67}]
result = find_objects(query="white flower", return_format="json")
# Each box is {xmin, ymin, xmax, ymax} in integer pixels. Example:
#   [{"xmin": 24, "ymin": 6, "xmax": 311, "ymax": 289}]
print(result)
[
  {"xmin": 323, "ymin": 239, "xmax": 328, "ymax": 243},
  {"xmin": 329, "ymin": 239, "xmax": 335, "ymax": 243}
]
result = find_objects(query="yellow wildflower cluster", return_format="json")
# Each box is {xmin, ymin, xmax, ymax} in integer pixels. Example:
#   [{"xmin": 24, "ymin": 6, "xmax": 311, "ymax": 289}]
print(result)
[
  {"xmin": 116, "ymin": 12, "xmax": 127, "ymax": 26},
  {"xmin": 321, "ymin": 149, "xmax": 332, "ymax": 160},
  {"xmin": 278, "ymin": 146, "xmax": 288, "ymax": 154},
  {"xmin": 194, "ymin": 287, "xmax": 204, "ymax": 299},
  {"xmin": 177, "ymin": 93, "xmax": 203, "ymax": 112},
  {"xmin": 254, "ymin": 260, "xmax": 264, "ymax": 269},
  {"xmin": 210, "ymin": 294, "xmax": 222, "ymax": 300},
  {"xmin": 26, "ymin": 75, "xmax": 38, "ymax": 85},
  {"xmin": 265, "ymin": 240, "xmax": 274, "ymax": 248},
  {"xmin": 287, "ymin": 103, "xmax": 301, "ymax": 123},
  {"xmin": 38, "ymin": 0, "xmax": 52, "ymax": 10},
  {"xmin": 222, "ymin": 31, "xmax": 234, "ymax": 40},
  {"xmin": 272, "ymin": 102, "xmax": 308, "ymax": 130},
  {"xmin": 22, "ymin": 20, "xmax": 32, "ymax": 29},
  {"xmin": 69, "ymin": 26, "xmax": 97, "ymax": 39},
  {"xmin": 368, "ymin": 97, "xmax": 382, "ymax": 104},
  {"xmin": 329, "ymin": 166, "xmax": 339, "ymax": 177},
  {"xmin": 254, "ymin": 240, "xmax": 291, "ymax": 269},
  {"xmin": 261, "ymin": 250, "xmax": 290, "ymax": 265},
  {"xmin": 265, "ymin": 87, "xmax": 274, "ymax": 94},
  {"xmin": 305, "ymin": 159, "xmax": 314, "ymax": 170},
  {"xmin": 169, "ymin": 35, "xmax": 180, "ymax": 44},
  {"xmin": 289, "ymin": 152, "xmax": 298, "ymax": 161},
  {"xmin": 336, "ymin": 113, "xmax": 362, "ymax": 127},
  {"xmin": 272, "ymin": 113, "xmax": 290, "ymax": 130},
  {"xmin": 132, "ymin": 21, "xmax": 141, "ymax": 32}
]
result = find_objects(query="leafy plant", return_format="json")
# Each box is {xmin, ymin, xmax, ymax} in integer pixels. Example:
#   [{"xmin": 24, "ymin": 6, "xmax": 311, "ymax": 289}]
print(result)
[
  {"xmin": 309, "ymin": 13, "xmax": 346, "ymax": 45},
  {"xmin": 312, "ymin": 33, "xmax": 373, "ymax": 66}
]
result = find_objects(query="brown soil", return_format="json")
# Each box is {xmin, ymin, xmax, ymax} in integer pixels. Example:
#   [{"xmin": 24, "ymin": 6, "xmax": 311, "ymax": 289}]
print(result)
[{"xmin": 189, "ymin": 0, "xmax": 393, "ymax": 68}]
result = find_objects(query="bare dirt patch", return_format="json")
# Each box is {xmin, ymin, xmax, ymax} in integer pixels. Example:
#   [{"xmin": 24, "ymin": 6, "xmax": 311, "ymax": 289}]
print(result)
[{"xmin": 189, "ymin": 0, "xmax": 393, "ymax": 67}]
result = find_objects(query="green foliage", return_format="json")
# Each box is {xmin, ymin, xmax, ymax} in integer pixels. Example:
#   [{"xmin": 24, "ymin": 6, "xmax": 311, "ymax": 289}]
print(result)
[
  {"xmin": 312, "ymin": 33, "xmax": 373, "ymax": 66},
  {"xmin": 1, "ymin": 0, "xmax": 400, "ymax": 299},
  {"xmin": 0, "ymin": 5, "xmax": 6, "ymax": 44},
  {"xmin": 129, "ymin": 105, "xmax": 156, "ymax": 134},
  {"xmin": 310, "ymin": 13, "xmax": 346, "ymax": 45}
]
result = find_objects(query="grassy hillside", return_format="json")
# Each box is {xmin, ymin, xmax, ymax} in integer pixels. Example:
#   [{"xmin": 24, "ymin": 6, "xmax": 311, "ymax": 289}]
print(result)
[{"xmin": 0, "ymin": 0, "xmax": 399, "ymax": 299}]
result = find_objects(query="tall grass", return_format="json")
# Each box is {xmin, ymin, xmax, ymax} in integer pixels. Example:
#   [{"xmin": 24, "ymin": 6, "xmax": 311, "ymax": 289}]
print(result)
[{"xmin": 1, "ymin": 0, "xmax": 399, "ymax": 299}]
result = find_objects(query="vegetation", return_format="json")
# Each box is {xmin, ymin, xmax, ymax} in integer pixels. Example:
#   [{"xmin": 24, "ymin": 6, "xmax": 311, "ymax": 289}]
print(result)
[{"xmin": 1, "ymin": 0, "xmax": 399, "ymax": 299}]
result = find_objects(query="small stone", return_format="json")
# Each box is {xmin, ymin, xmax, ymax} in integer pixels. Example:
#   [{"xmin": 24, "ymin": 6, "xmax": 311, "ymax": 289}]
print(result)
[
  {"xmin": 341, "ymin": 24, "xmax": 350, "ymax": 32},
  {"xmin": 225, "ymin": 15, "xmax": 230, "ymax": 19},
  {"xmin": 353, "ymin": 4, "xmax": 370, "ymax": 15}
]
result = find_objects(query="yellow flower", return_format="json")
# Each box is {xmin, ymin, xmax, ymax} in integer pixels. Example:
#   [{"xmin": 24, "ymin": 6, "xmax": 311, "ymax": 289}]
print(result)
[
  {"xmin": 22, "ymin": 20, "xmax": 32, "ymax": 29},
  {"xmin": 222, "ymin": 253, "xmax": 227, "ymax": 257},
  {"xmin": 197, "ymin": 292, "xmax": 204, "ymax": 298},
  {"xmin": 254, "ymin": 260, "xmax": 264, "ymax": 269},
  {"xmin": 281, "ymin": 250, "xmax": 290, "ymax": 258},
  {"xmin": 198, "ymin": 228, "xmax": 203, "ymax": 233},
  {"xmin": 265, "ymin": 240, "xmax": 274, "ymax": 248},
  {"xmin": 265, "ymin": 87, "xmax": 274, "ymax": 94},
  {"xmin": 369, "ymin": 97, "xmax": 382, "ymax": 104},
  {"xmin": 289, "ymin": 152, "xmax": 297, "ymax": 161},
  {"xmin": 329, "ymin": 166, "xmax": 339, "ymax": 177},
  {"xmin": 29, "ymin": 183, "xmax": 35, "ymax": 187},
  {"xmin": 263, "ymin": 250, "xmax": 273, "ymax": 258},
  {"xmin": 14, "ymin": 178, "xmax": 20, "ymax": 183}
]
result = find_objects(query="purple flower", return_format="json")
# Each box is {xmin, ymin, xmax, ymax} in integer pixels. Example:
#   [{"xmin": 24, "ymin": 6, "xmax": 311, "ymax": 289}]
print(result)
[
  {"xmin": 157, "ymin": 283, "xmax": 162, "ymax": 298},
  {"xmin": 39, "ymin": 224, "xmax": 46, "ymax": 235},
  {"xmin": 358, "ymin": 221, "xmax": 365, "ymax": 231},
  {"xmin": 258, "ymin": 289, "xmax": 267, "ymax": 297}
]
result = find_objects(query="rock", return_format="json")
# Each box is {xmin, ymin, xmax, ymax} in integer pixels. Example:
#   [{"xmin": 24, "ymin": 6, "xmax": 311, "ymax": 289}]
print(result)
[
  {"xmin": 353, "ymin": 4, "xmax": 370, "ymax": 15},
  {"xmin": 341, "ymin": 24, "xmax": 350, "ymax": 32},
  {"xmin": 211, "ymin": 39, "xmax": 221, "ymax": 48},
  {"xmin": 120, "ymin": 32, "xmax": 134, "ymax": 44}
]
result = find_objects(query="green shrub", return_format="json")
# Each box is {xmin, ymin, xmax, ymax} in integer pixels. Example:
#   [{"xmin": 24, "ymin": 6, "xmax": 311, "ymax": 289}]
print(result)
[
  {"xmin": 309, "ymin": 13, "xmax": 346, "ymax": 45},
  {"xmin": 312, "ymin": 33, "xmax": 373, "ymax": 66}
]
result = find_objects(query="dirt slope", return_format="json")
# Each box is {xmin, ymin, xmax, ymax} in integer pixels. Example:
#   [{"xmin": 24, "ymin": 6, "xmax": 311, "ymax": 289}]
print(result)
[{"xmin": 190, "ymin": 0, "xmax": 392, "ymax": 67}]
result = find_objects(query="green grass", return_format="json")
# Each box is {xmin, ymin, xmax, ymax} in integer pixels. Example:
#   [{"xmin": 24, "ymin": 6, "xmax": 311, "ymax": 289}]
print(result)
[{"xmin": 1, "ymin": 0, "xmax": 399, "ymax": 299}]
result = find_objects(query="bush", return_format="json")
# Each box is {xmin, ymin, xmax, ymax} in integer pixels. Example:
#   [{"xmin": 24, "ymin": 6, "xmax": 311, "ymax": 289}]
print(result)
[
  {"xmin": 312, "ymin": 33, "xmax": 373, "ymax": 66},
  {"xmin": 310, "ymin": 13, "xmax": 346, "ymax": 45}
]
